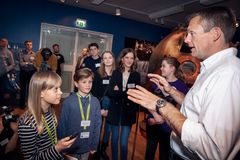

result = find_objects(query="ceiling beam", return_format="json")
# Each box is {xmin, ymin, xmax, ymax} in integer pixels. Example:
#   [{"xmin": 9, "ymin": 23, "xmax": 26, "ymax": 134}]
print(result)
[
  {"xmin": 200, "ymin": 0, "xmax": 225, "ymax": 5},
  {"xmin": 103, "ymin": 2, "xmax": 148, "ymax": 15},
  {"xmin": 91, "ymin": 0, "xmax": 105, "ymax": 5},
  {"xmin": 149, "ymin": 6, "xmax": 184, "ymax": 19}
]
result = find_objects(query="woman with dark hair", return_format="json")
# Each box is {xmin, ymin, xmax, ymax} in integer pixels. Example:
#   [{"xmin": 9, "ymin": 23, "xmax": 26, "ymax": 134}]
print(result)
[{"xmin": 107, "ymin": 48, "xmax": 140, "ymax": 160}]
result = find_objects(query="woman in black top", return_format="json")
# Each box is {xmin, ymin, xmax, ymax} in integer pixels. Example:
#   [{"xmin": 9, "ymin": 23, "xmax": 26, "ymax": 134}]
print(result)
[{"xmin": 107, "ymin": 48, "xmax": 140, "ymax": 160}]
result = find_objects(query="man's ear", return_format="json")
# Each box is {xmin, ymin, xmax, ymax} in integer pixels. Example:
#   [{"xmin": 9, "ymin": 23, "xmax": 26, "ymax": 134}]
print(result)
[
  {"xmin": 41, "ymin": 91, "xmax": 45, "ymax": 98},
  {"xmin": 211, "ymin": 27, "xmax": 221, "ymax": 41}
]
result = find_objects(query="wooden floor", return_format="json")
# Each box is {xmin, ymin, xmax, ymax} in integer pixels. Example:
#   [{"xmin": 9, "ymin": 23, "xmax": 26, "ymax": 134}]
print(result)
[
  {"xmin": 7, "ymin": 100, "xmax": 160, "ymax": 160},
  {"xmin": 102, "ymin": 112, "xmax": 149, "ymax": 160}
]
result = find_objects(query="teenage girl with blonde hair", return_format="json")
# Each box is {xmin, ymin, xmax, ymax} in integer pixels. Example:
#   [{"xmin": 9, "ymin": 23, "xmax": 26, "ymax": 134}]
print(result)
[
  {"xmin": 18, "ymin": 71, "xmax": 76, "ymax": 159},
  {"xmin": 93, "ymin": 51, "xmax": 116, "ymax": 159}
]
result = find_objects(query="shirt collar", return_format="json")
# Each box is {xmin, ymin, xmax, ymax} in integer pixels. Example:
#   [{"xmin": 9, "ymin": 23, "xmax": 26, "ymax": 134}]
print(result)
[
  {"xmin": 76, "ymin": 92, "xmax": 90, "ymax": 98},
  {"xmin": 200, "ymin": 47, "xmax": 237, "ymax": 73}
]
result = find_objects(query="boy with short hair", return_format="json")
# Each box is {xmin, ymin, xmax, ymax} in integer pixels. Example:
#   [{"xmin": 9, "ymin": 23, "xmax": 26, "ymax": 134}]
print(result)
[
  {"xmin": 58, "ymin": 68, "xmax": 102, "ymax": 160},
  {"xmin": 81, "ymin": 43, "xmax": 101, "ymax": 74}
]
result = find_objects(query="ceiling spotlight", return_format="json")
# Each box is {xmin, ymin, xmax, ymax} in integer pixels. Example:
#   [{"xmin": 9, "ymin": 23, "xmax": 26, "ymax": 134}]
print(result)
[
  {"xmin": 236, "ymin": 22, "xmax": 239, "ymax": 28},
  {"xmin": 76, "ymin": 0, "xmax": 79, "ymax": 3},
  {"xmin": 116, "ymin": 8, "xmax": 121, "ymax": 16},
  {"xmin": 60, "ymin": 0, "xmax": 65, "ymax": 3}
]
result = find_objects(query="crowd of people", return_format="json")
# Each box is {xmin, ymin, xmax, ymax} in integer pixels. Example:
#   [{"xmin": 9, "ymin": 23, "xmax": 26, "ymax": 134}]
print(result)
[
  {"xmin": 0, "ymin": 6, "xmax": 240, "ymax": 160},
  {"xmin": 0, "ymin": 40, "xmax": 65, "ymax": 107}
]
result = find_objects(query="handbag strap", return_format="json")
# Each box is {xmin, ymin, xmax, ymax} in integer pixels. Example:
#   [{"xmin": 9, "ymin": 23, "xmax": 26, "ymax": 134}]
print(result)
[{"xmin": 102, "ymin": 86, "xmax": 109, "ymax": 97}]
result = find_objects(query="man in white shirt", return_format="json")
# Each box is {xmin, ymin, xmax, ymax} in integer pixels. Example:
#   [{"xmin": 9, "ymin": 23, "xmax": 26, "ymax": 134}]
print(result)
[{"xmin": 127, "ymin": 6, "xmax": 240, "ymax": 160}]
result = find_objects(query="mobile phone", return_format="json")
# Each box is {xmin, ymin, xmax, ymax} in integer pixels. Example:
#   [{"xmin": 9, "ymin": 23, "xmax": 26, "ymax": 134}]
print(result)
[{"xmin": 69, "ymin": 131, "xmax": 79, "ymax": 140}]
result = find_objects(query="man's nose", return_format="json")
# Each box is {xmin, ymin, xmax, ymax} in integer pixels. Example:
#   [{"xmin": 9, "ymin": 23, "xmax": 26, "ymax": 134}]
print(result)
[{"xmin": 184, "ymin": 34, "xmax": 191, "ymax": 44}]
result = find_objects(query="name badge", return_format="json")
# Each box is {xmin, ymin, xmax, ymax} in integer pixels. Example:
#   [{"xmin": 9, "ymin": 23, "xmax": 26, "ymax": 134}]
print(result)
[
  {"xmin": 80, "ymin": 132, "xmax": 90, "ymax": 139},
  {"xmin": 102, "ymin": 79, "xmax": 109, "ymax": 84},
  {"xmin": 81, "ymin": 120, "xmax": 91, "ymax": 127},
  {"xmin": 127, "ymin": 83, "xmax": 135, "ymax": 88},
  {"xmin": 95, "ymin": 63, "xmax": 100, "ymax": 68}
]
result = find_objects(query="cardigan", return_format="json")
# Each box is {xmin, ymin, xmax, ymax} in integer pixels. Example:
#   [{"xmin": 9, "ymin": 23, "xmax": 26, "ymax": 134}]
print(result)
[{"xmin": 107, "ymin": 69, "xmax": 140, "ymax": 126}]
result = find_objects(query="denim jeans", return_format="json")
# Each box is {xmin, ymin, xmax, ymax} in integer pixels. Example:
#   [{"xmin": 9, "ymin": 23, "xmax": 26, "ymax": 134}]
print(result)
[
  {"xmin": 102, "ymin": 121, "xmax": 111, "ymax": 144},
  {"xmin": 110, "ymin": 125, "xmax": 132, "ymax": 160}
]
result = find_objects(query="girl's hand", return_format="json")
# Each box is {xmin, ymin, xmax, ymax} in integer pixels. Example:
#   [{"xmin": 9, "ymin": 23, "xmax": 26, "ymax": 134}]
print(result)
[
  {"xmin": 148, "ymin": 112, "xmax": 165, "ymax": 125},
  {"xmin": 150, "ymin": 111, "xmax": 165, "ymax": 124},
  {"xmin": 147, "ymin": 118, "xmax": 156, "ymax": 125},
  {"xmin": 55, "ymin": 136, "xmax": 76, "ymax": 152}
]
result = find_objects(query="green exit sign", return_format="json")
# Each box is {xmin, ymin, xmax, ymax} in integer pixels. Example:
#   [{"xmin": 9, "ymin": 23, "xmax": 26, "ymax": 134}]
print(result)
[{"xmin": 75, "ymin": 19, "xmax": 87, "ymax": 28}]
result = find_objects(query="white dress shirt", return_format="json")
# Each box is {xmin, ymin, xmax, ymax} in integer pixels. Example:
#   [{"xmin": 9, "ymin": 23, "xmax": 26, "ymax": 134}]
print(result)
[{"xmin": 171, "ymin": 48, "xmax": 240, "ymax": 160}]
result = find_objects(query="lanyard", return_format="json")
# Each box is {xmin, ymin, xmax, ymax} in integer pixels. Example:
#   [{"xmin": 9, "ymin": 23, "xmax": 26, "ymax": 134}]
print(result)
[
  {"xmin": 42, "ymin": 113, "xmax": 57, "ymax": 145},
  {"xmin": 77, "ymin": 93, "xmax": 91, "ymax": 130}
]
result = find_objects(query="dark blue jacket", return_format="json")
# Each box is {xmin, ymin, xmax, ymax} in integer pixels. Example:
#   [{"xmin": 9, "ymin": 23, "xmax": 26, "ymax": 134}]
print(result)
[{"xmin": 57, "ymin": 93, "xmax": 101, "ymax": 154}]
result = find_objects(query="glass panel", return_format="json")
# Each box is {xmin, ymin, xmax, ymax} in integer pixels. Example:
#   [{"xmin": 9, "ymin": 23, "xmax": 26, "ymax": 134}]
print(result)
[
  {"xmin": 41, "ymin": 26, "xmax": 76, "ymax": 65},
  {"xmin": 61, "ymin": 71, "xmax": 72, "ymax": 93}
]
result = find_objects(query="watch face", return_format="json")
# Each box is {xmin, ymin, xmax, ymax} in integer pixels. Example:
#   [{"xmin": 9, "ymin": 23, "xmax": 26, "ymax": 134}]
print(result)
[
  {"xmin": 156, "ymin": 98, "xmax": 167, "ymax": 115},
  {"xmin": 156, "ymin": 99, "xmax": 161, "ymax": 106},
  {"xmin": 157, "ymin": 99, "xmax": 166, "ymax": 108},
  {"xmin": 156, "ymin": 99, "xmax": 163, "ymax": 115}
]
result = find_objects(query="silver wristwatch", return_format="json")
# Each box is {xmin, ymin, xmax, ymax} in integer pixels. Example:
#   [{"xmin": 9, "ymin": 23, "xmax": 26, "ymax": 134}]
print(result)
[{"xmin": 156, "ymin": 98, "xmax": 167, "ymax": 115}]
